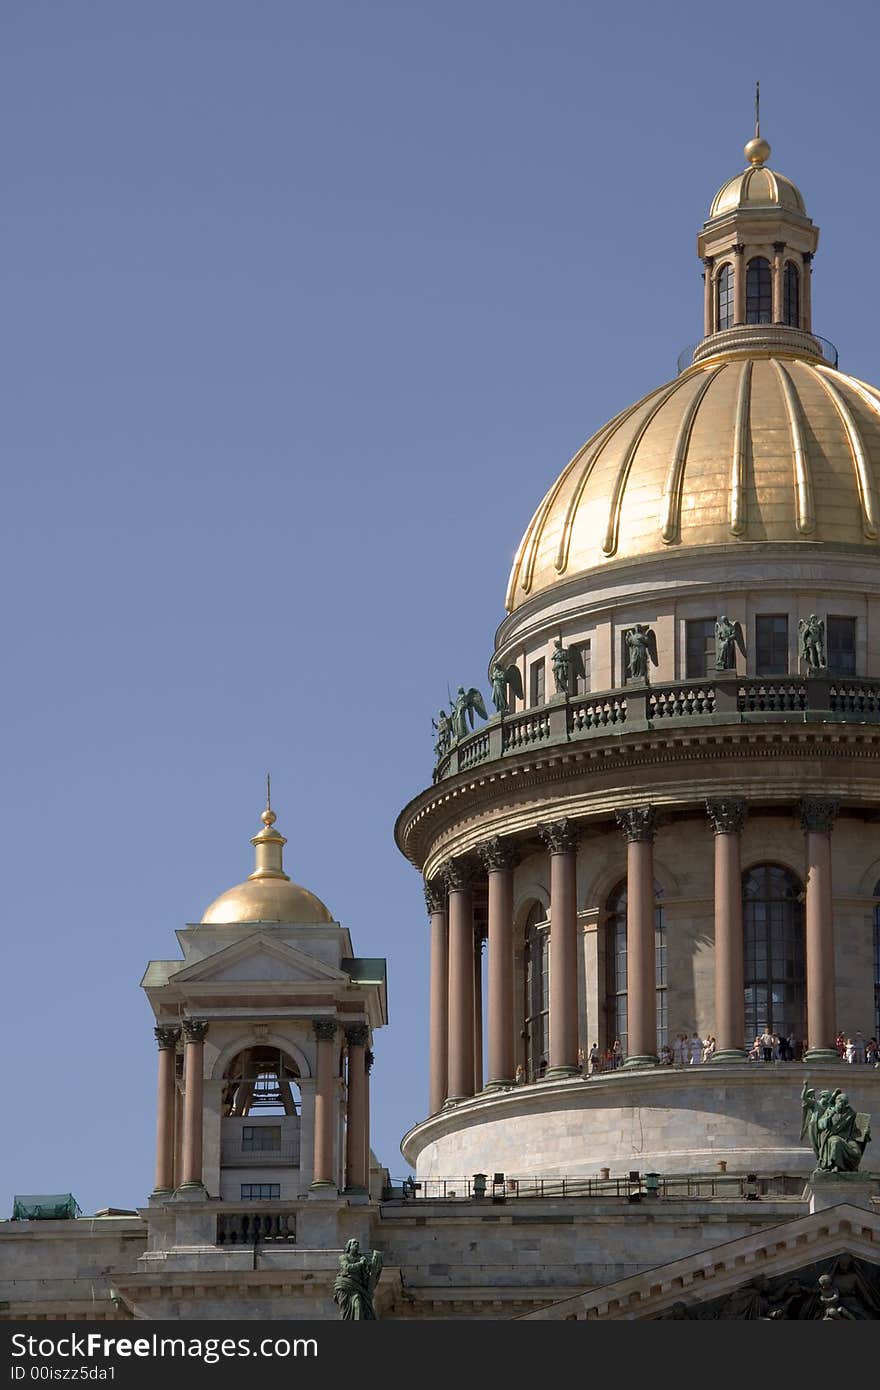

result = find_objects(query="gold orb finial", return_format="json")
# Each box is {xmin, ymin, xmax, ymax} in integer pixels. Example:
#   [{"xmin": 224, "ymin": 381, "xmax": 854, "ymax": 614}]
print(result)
[
  {"xmin": 744, "ymin": 135, "xmax": 771, "ymax": 166},
  {"xmin": 261, "ymin": 807, "xmax": 277, "ymax": 827}
]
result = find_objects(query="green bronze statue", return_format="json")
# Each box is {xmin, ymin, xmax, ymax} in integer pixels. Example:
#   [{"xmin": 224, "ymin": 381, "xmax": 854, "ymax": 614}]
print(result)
[
  {"xmin": 801, "ymin": 1082, "xmax": 871, "ymax": 1173},
  {"xmin": 450, "ymin": 686, "xmax": 488, "ymax": 740},
  {"xmin": 490, "ymin": 663, "xmax": 523, "ymax": 715},
  {"xmin": 333, "ymin": 1238, "xmax": 383, "ymax": 1319}
]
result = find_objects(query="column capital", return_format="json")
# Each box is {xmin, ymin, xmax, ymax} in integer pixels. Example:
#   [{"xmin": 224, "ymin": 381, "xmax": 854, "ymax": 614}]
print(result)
[
  {"xmin": 181, "ymin": 1019, "xmax": 208, "ymax": 1044},
  {"xmin": 154, "ymin": 1025, "xmax": 180, "ymax": 1051},
  {"xmin": 615, "ymin": 805, "xmax": 657, "ymax": 843},
  {"xmin": 538, "ymin": 818, "xmax": 579, "ymax": 855},
  {"xmin": 802, "ymin": 251, "xmax": 814, "ymax": 265},
  {"xmin": 772, "ymin": 241, "xmax": 787, "ymax": 253},
  {"xmin": 478, "ymin": 835, "xmax": 518, "ymax": 873},
  {"xmin": 345, "ymin": 1022, "xmax": 370, "ymax": 1048},
  {"xmin": 423, "ymin": 878, "xmax": 446, "ymax": 915},
  {"xmin": 706, "ymin": 797, "xmax": 748, "ymax": 835},
  {"xmin": 443, "ymin": 858, "xmax": 476, "ymax": 893},
  {"xmin": 702, "ymin": 256, "xmax": 714, "ymax": 270},
  {"xmin": 312, "ymin": 1017, "xmax": 338, "ymax": 1042},
  {"xmin": 733, "ymin": 242, "xmax": 745, "ymax": 256},
  {"xmin": 799, "ymin": 797, "xmax": 839, "ymax": 833}
]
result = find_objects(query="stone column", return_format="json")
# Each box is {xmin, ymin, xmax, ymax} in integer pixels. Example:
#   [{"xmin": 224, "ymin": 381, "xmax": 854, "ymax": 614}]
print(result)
[
  {"xmin": 802, "ymin": 253, "xmax": 813, "ymax": 331},
  {"xmin": 733, "ymin": 244, "xmax": 746, "ymax": 326},
  {"xmin": 615, "ymin": 807, "xmax": 658, "ymax": 1068},
  {"xmin": 540, "ymin": 819, "xmax": 580, "ymax": 1078},
  {"xmin": 772, "ymin": 242, "xmax": 786, "ymax": 323},
  {"xmin": 706, "ymin": 799, "xmax": 748, "ymax": 1062},
  {"xmin": 479, "ymin": 837, "xmax": 516, "ymax": 1087},
  {"xmin": 152, "ymin": 1026, "xmax": 180, "ymax": 1195},
  {"xmin": 445, "ymin": 861, "xmax": 475, "ymax": 1100},
  {"xmin": 364, "ymin": 1048, "xmax": 373, "ymax": 1195},
  {"xmin": 180, "ymin": 1019, "xmax": 208, "ymax": 1190},
  {"xmin": 344, "ymin": 1023, "xmax": 369, "ymax": 1194},
  {"xmin": 800, "ymin": 798, "xmax": 840, "ymax": 1062},
  {"xmin": 425, "ymin": 880, "xmax": 449, "ymax": 1115},
  {"xmin": 703, "ymin": 257, "xmax": 714, "ymax": 335},
  {"xmin": 311, "ymin": 1018, "xmax": 338, "ymax": 1188}
]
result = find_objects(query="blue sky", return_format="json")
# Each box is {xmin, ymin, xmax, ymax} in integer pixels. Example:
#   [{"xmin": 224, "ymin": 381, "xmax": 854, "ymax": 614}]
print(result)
[{"xmin": 1, "ymin": 0, "xmax": 879, "ymax": 1213}]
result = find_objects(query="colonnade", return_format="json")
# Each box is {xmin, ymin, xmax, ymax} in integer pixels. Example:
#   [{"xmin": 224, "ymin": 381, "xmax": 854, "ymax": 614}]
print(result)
[
  {"xmin": 151, "ymin": 1017, "xmax": 373, "ymax": 1197},
  {"xmin": 702, "ymin": 247, "xmax": 813, "ymax": 335},
  {"xmin": 425, "ymin": 797, "xmax": 841, "ymax": 1112}
]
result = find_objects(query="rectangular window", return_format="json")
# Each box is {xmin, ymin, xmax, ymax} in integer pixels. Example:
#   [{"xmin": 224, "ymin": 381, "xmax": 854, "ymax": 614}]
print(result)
[
  {"xmin": 574, "ymin": 641, "xmax": 591, "ymax": 695},
  {"xmin": 242, "ymin": 1125, "xmax": 281, "ymax": 1152},
  {"xmin": 826, "ymin": 615, "xmax": 856, "ymax": 676},
  {"xmin": 685, "ymin": 618, "xmax": 716, "ymax": 679},
  {"xmin": 755, "ymin": 614, "xmax": 789, "ymax": 675},
  {"xmin": 530, "ymin": 658, "xmax": 545, "ymax": 706},
  {"xmin": 241, "ymin": 1183, "xmax": 280, "ymax": 1200}
]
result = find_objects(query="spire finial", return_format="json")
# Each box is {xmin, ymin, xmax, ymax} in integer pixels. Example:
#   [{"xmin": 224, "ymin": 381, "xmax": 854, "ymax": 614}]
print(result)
[
  {"xmin": 744, "ymin": 83, "xmax": 770, "ymax": 167},
  {"xmin": 262, "ymin": 772, "xmax": 276, "ymax": 827}
]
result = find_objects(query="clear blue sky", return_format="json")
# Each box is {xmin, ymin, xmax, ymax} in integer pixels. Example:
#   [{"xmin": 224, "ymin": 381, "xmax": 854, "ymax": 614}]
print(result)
[{"xmin": 1, "ymin": 0, "xmax": 878, "ymax": 1214}]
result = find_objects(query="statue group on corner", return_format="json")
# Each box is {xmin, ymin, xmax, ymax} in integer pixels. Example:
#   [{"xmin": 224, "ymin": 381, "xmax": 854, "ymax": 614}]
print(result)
[
  {"xmin": 801, "ymin": 1082, "xmax": 871, "ymax": 1173},
  {"xmin": 333, "ymin": 1238, "xmax": 383, "ymax": 1319},
  {"xmin": 432, "ymin": 686, "xmax": 488, "ymax": 764}
]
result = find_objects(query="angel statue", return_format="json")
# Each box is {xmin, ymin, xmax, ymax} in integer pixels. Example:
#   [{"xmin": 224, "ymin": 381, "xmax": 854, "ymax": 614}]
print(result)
[
  {"xmin": 624, "ymin": 625, "xmax": 658, "ymax": 682},
  {"xmin": 333, "ymin": 1237, "xmax": 383, "ymax": 1320},
  {"xmin": 801, "ymin": 1082, "xmax": 871, "ymax": 1173},
  {"xmin": 551, "ymin": 640, "xmax": 586, "ymax": 696},
  {"xmin": 432, "ymin": 708, "xmax": 452, "ymax": 762},
  {"xmin": 798, "ymin": 614, "xmax": 826, "ymax": 672},
  {"xmin": 490, "ymin": 663, "xmax": 524, "ymax": 715},
  {"xmin": 451, "ymin": 685, "xmax": 488, "ymax": 740},
  {"xmin": 714, "ymin": 615, "xmax": 746, "ymax": 671}
]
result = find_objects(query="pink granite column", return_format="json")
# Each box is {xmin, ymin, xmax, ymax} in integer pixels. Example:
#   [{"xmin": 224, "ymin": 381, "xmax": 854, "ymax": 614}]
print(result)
[
  {"xmin": 445, "ymin": 861, "xmax": 475, "ymax": 1101},
  {"xmin": 800, "ymin": 798, "xmax": 840, "ymax": 1062},
  {"xmin": 615, "ymin": 807, "xmax": 658, "ymax": 1068},
  {"xmin": 180, "ymin": 1019, "xmax": 208, "ymax": 1190},
  {"xmin": 540, "ymin": 819, "xmax": 580, "ymax": 1077},
  {"xmin": 473, "ymin": 931, "xmax": 485, "ymax": 1093},
  {"xmin": 706, "ymin": 799, "xmax": 748, "ymax": 1061},
  {"xmin": 311, "ymin": 1018, "xmax": 338, "ymax": 1188},
  {"xmin": 363, "ymin": 1047, "xmax": 373, "ymax": 1195},
  {"xmin": 425, "ymin": 880, "xmax": 449, "ymax": 1113},
  {"xmin": 344, "ymin": 1024, "xmax": 369, "ymax": 1194},
  {"xmin": 152, "ymin": 1026, "xmax": 180, "ymax": 1195},
  {"xmin": 479, "ymin": 837, "xmax": 516, "ymax": 1087}
]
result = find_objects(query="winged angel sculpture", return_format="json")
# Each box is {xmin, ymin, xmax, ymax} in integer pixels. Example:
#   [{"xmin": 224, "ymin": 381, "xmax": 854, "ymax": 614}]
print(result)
[
  {"xmin": 433, "ymin": 686, "xmax": 488, "ymax": 768},
  {"xmin": 625, "ymin": 624, "xmax": 658, "ymax": 682},
  {"xmin": 714, "ymin": 615, "xmax": 746, "ymax": 671},
  {"xmin": 490, "ymin": 663, "xmax": 524, "ymax": 715}
]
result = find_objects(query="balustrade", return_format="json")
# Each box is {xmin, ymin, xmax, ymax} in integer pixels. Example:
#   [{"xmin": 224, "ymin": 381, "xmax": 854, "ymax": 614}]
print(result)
[{"xmin": 216, "ymin": 1210, "xmax": 297, "ymax": 1245}]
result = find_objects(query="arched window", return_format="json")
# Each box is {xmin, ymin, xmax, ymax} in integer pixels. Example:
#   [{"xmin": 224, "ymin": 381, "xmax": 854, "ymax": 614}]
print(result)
[
  {"xmin": 742, "ymin": 865, "xmax": 805, "ymax": 1045},
  {"xmin": 604, "ymin": 880, "xmax": 666, "ymax": 1057},
  {"xmin": 746, "ymin": 257, "xmax": 772, "ymax": 324},
  {"xmin": 867, "ymin": 878, "xmax": 873, "ymax": 1045},
  {"xmin": 222, "ymin": 1046, "xmax": 301, "ymax": 1117},
  {"xmin": 523, "ymin": 903, "xmax": 549, "ymax": 1080},
  {"xmin": 783, "ymin": 261, "xmax": 800, "ymax": 327},
  {"xmin": 716, "ymin": 263, "xmax": 734, "ymax": 330}
]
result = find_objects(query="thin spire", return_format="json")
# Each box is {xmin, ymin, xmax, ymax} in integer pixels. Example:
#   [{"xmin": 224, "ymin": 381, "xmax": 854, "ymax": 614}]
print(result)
[
  {"xmin": 755, "ymin": 80, "xmax": 760, "ymax": 139},
  {"xmin": 266, "ymin": 771, "xmax": 271, "ymax": 813}
]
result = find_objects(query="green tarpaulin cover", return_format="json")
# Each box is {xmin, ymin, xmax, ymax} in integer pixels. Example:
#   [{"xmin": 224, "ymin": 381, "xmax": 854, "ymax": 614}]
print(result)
[{"xmin": 12, "ymin": 1194, "xmax": 81, "ymax": 1220}]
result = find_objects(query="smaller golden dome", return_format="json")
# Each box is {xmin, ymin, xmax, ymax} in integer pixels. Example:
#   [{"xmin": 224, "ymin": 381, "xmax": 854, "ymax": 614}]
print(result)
[
  {"xmin": 199, "ymin": 801, "xmax": 334, "ymax": 925},
  {"xmin": 709, "ymin": 155, "xmax": 805, "ymax": 217}
]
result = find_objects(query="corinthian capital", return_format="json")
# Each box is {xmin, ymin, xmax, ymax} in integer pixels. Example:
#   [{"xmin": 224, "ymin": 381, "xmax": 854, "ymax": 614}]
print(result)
[
  {"xmin": 181, "ymin": 1019, "xmax": 208, "ymax": 1044},
  {"xmin": 799, "ymin": 797, "xmax": 839, "ymax": 834},
  {"xmin": 477, "ymin": 836, "xmax": 517, "ymax": 873},
  {"xmin": 538, "ymin": 818, "xmax": 578, "ymax": 855},
  {"xmin": 442, "ymin": 858, "xmax": 475, "ymax": 893},
  {"xmin": 423, "ymin": 879, "xmax": 446, "ymax": 915},
  {"xmin": 706, "ymin": 798, "xmax": 748, "ymax": 836},
  {"xmin": 313, "ymin": 1017, "xmax": 338, "ymax": 1042},
  {"xmin": 154, "ymin": 1025, "xmax": 180, "ymax": 1051},
  {"xmin": 345, "ymin": 1022, "xmax": 370, "ymax": 1049},
  {"xmin": 615, "ymin": 805, "xmax": 657, "ymax": 843}
]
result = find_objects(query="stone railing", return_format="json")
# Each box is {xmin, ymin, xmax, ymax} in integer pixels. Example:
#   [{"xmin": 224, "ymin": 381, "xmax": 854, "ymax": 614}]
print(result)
[
  {"xmin": 431, "ymin": 674, "xmax": 880, "ymax": 781},
  {"xmin": 216, "ymin": 1208, "xmax": 297, "ymax": 1245}
]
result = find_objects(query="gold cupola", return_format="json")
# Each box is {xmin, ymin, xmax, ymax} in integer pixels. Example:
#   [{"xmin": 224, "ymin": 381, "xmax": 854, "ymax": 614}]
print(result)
[
  {"xmin": 200, "ymin": 799, "xmax": 334, "ymax": 924},
  {"xmin": 503, "ymin": 117, "xmax": 880, "ymax": 613}
]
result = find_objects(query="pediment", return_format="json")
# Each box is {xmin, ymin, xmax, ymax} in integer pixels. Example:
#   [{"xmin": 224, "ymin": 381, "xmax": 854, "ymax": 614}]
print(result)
[
  {"xmin": 168, "ymin": 935, "xmax": 350, "ymax": 986},
  {"xmin": 525, "ymin": 1202, "xmax": 880, "ymax": 1321}
]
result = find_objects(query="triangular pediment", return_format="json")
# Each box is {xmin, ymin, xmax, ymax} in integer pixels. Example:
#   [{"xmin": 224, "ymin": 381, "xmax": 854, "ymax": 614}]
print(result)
[
  {"xmin": 168, "ymin": 934, "xmax": 350, "ymax": 986},
  {"xmin": 524, "ymin": 1201, "xmax": 880, "ymax": 1320}
]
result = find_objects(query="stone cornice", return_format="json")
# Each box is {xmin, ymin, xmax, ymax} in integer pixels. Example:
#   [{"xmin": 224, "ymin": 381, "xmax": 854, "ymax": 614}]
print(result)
[{"xmin": 396, "ymin": 724, "xmax": 880, "ymax": 874}]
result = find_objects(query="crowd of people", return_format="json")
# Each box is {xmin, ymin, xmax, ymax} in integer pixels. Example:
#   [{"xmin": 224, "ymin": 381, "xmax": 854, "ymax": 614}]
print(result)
[{"xmin": 512, "ymin": 1026, "xmax": 879, "ymax": 1083}]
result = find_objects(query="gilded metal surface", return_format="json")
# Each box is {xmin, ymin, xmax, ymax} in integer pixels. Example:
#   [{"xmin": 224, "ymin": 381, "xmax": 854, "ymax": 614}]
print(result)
[
  {"xmin": 709, "ymin": 162, "xmax": 805, "ymax": 217},
  {"xmin": 506, "ymin": 355, "xmax": 880, "ymax": 611},
  {"xmin": 200, "ymin": 803, "xmax": 334, "ymax": 924}
]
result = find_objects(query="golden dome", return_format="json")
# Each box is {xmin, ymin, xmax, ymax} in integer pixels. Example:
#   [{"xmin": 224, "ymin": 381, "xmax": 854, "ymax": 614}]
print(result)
[
  {"xmin": 200, "ymin": 804, "xmax": 334, "ymax": 924},
  {"xmin": 709, "ymin": 140, "xmax": 805, "ymax": 217},
  {"xmin": 505, "ymin": 354, "xmax": 880, "ymax": 612}
]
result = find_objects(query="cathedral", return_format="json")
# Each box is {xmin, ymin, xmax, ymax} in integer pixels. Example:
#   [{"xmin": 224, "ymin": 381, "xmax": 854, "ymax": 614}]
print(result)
[{"xmin": 2, "ymin": 122, "xmax": 880, "ymax": 1321}]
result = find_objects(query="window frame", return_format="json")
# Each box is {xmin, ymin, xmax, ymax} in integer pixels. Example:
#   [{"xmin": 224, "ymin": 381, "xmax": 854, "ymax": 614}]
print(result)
[
  {"xmin": 826, "ymin": 614, "xmax": 857, "ymax": 676},
  {"xmin": 783, "ymin": 260, "xmax": 800, "ymax": 328},
  {"xmin": 530, "ymin": 657, "xmax": 546, "ymax": 707},
  {"xmin": 742, "ymin": 863, "xmax": 806, "ymax": 1046},
  {"xmin": 241, "ymin": 1124, "xmax": 282, "ymax": 1153},
  {"xmin": 755, "ymin": 614, "xmax": 789, "ymax": 676},
  {"xmin": 685, "ymin": 616, "xmax": 717, "ymax": 680},
  {"xmin": 746, "ymin": 256, "xmax": 772, "ymax": 325},
  {"xmin": 716, "ymin": 262, "xmax": 735, "ymax": 330},
  {"xmin": 240, "ymin": 1183, "xmax": 281, "ymax": 1200}
]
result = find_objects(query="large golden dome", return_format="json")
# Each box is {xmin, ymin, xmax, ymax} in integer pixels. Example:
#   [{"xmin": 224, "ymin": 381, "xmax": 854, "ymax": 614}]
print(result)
[
  {"xmin": 199, "ymin": 805, "xmax": 334, "ymax": 924},
  {"xmin": 505, "ymin": 354, "xmax": 880, "ymax": 612}
]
